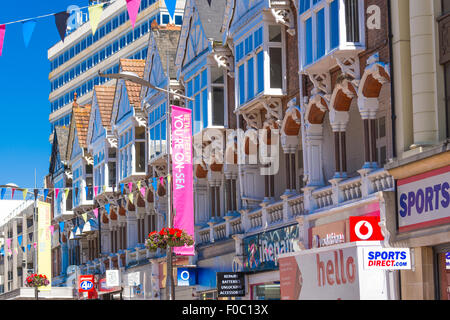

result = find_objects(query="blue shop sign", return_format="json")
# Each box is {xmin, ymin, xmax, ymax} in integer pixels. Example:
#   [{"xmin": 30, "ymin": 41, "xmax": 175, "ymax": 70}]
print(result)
[
  {"xmin": 243, "ymin": 224, "xmax": 299, "ymax": 272},
  {"xmin": 177, "ymin": 268, "xmax": 197, "ymax": 286}
]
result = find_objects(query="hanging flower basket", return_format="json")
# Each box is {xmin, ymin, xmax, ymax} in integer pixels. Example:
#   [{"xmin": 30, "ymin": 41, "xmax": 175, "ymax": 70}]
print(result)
[
  {"xmin": 146, "ymin": 227, "xmax": 194, "ymax": 252},
  {"xmin": 25, "ymin": 274, "xmax": 50, "ymax": 288}
]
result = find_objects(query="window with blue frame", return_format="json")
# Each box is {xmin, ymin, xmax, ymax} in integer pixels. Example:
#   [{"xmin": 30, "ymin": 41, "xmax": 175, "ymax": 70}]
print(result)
[{"xmin": 148, "ymin": 102, "xmax": 167, "ymax": 160}]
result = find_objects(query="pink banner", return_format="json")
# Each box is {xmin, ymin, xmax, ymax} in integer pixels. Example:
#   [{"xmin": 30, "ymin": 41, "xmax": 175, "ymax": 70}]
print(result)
[
  {"xmin": 171, "ymin": 106, "xmax": 194, "ymax": 256},
  {"xmin": 0, "ymin": 25, "xmax": 5, "ymax": 56}
]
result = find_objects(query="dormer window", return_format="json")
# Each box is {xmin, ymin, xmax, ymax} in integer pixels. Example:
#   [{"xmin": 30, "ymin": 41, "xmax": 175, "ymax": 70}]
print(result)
[
  {"xmin": 235, "ymin": 23, "xmax": 285, "ymax": 108},
  {"xmin": 299, "ymin": 0, "xmax": 364, "ymax": 69}
]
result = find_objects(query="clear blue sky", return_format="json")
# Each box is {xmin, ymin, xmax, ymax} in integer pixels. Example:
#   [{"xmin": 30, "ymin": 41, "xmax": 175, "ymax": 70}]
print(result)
[{"xmin": 0, "ymin": 0, "xmax": 87, "ymax": 195}]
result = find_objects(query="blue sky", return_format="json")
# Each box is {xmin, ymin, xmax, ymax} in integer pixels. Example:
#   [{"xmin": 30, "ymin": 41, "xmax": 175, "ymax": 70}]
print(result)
[{"xmin": 0, "ymin": 0, "xmax": 87, "ymax": 196}]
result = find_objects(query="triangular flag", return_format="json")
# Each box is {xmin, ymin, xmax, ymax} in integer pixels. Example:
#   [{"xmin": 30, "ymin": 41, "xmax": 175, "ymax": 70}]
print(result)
[
  {"xmin": 22, "ymin": 19, "xmax": 36, "ymax": 48},
  {"xmin": 22, "ymin": 247, "xmax": 25, "ymax": 253},
  {"xmin": 128, "ymin": 193, "xmax": 133, "ymax": 204},
  {"xmin": 33, "ymin": 242, "xmax": 37, "ymax": 249},
  {"xmin": 85, "ymin": 186, "xmax": 89, "ymax": 198},
  {"xmin": 50, "ymin": 225, "xmax": 55, "ymax": 235},
  {"xmin": 105, "ymin": 204, "xmax": 110, "ymax": 215},
  {"xmin": 140, "ymin": 187, "xmax": 146, "ymax": 198},
  {"xmin": 88, "ymin": 4, "xmax": 104, "ymax": 35},
  {"xmin": 167, "ymin": 174, "xmax": 172, "ymax": 184},
  {"xmin": 120, "ymin": 184, "xmax": 125, "ymax": 194},
  {"xmin": 33, "ymin": 189, "xmax": 39, "ymax": 200},
  {"xmin": 151, "ymin": 178, "xmax": 158, "ymax": 192},
  {"xmin": 64, "ymin": 188, "xmax": 70, "ymax": 199},
  {"xmin": 6, "ymin": 238, "xmax": 11, "ymax": 249},
  {"xmin": 137, "ymin": 181, "xmax": 141, "ymax": 190},
  {"xmin": 27, "ymin": 244, "xmax": 31, "ymax": 251},
  {"xmin": 94, "ymin": 186, "xmax": 98, "ymax": 197},
  {"xmin": 54, "ymin": 11, "xmax": 70, "ymax": 42},
  {"xmin": 93, "ymin": 208, "xmax": 99, "ymax": 219},
  {"xmin": 22, "ymin": 188, "xmax": 28, "ymax": 201},
  {"xmin": 18, "ymin": 235, "xmax": 22, "ymax": 246},
  {"xmin": 54, "ymin": 188, "xmax": 60, "ymax": 200},
  {"xmin": 14, "ymin": 248, "xmax": 18, "ymax": 255},
  {"xmin": 159, "ymin": 177, "xmax": 165, "ymax": 186},
  {"xmin": 75, "ymin": 187, "xmax": 79, "ymax": 198},
  {"xmin": 0, "ymin": 188, "xmax": 5, "ymax": 199},
  {"xmin": 163, "ymin": 0, "xmax": 177, "ymax": 20},
  {"xmin": 102, "ymin": 185, "xmax": 107, "ymax": 194},
  {"xmin": 128, "ymin": 182, "xmax": 133, "ymax": 193},
  {"xmin": 11, "ymin": 188, "xmax": 15, "ymax": 199},
  {"xmin": 44, "ymin": 189, "xmax": 49, "ymax": 200},
  {"xmin": 207, "ymin": 0, "xmax": 212, "ymax": 6},
  {"xmin": 82, "ymin": 213, "xmax": 88, "ymax": 222},
  {"xmin": 126, "ymin": 0, "xmax": 142, "ymax": 29},
  {"xmin": 59, "ymin": 221, "xmax": 65, "ymax": 233},
  {"xmin": 0, "ymin": 25, "xmax": 5, "ymax": 57}
]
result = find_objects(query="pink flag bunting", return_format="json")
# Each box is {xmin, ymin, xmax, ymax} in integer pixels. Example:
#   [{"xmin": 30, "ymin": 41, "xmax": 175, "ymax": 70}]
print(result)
[
  {"xmin": 94, "ymin": 186, "xmax": 98, "ymax": 197},
  {"xmin": 33, "ymin": 242, "xmax": 37, "ymax": 249},
  {"xmin": 6, "ymin": 238, "xmax": 11, "ymax": 249},
  {"xmin": 126, "ymin": 0, "xmax": 141, "ymax": 29},
  {"xmin": 0, "ymin": 25, "xmax": 5, "ymax": 56},
  {"xmin": 55, "ymin": 188, "xmax": 60, "ymax": 200},
  {"xmin": 140, "ymin": 187, "xmax": 146, "ymax": 198},
  {"xmin": 11, "ymin": 188, "xmax": 15, "ymax": 199},
  {"xmin": 93, "ymin": 208, "xmax": 99, "ymax": 219},
  {"xmin": 159, "ymin": 177, "xmax": 164, "ymax": 186},
  {"xmin": 128, "ymin": 182, "xmax": 133, "ymax": 192},
  {"xmin": 50, "ymin": 225, "xmax": 55, "ymax": 235}
]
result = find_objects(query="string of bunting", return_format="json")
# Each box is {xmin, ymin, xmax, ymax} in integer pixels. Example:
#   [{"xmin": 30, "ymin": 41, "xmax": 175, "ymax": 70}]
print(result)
[{"xmin": 0, "ymin": 0, "xmax": 157, "ymax": 57}]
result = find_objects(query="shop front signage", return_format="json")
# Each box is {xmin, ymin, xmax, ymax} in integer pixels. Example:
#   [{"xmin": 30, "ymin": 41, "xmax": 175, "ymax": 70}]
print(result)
[
  {"xmin": 349, "ymin": 216, "xmax": 384, "ymax": 242},
  {"xmin": 216, "ymin": 272, "xmax": 245, "ymax": 297},
  {"xmin": 78, "ymin": 275, "xmax": 95, "ymax": 292},
  {"xmin": 310, "ymin": 220, "xmax": 347, "ymax": 248},
  {"xmin": 243, "ymin": 224, "xmax": 299, "ymax": 272},
  {"xmin": 106, "ymin": 269, "xmax": 120, "ymax": 287},
  {"xmin": 446, "ymin": 253, "xmax": 450, "ymax": 270},
  {"xmin": 279, "ymin": 242, "xmax": 389, "ymax": 300},
  {"xmin": 362, "ymin": 248, "xmax": 411, "ymax": 270},
  {"xmin": 397, "ymin": 165, "xmax": 450, "ymax": 232},
  {"xmin": 177, "ymin": 268, "xmax": 197, "ymax": 286}
]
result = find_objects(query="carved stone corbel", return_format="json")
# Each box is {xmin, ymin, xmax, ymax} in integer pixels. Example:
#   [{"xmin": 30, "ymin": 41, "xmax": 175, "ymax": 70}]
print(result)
[
  {"xmin": 305, "ymin": 71, "xmax": 332, "ymax": 102},
  {"xmin": 271, "ymin": 8, "xmax": 295, "ymax": 36},
  {"xmin": 214, "ymin": 48, "xmax": 235, "ymax": 78}
]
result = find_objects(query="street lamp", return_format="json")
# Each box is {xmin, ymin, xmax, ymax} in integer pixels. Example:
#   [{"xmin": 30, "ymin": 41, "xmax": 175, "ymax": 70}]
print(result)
[{"xmin": 98, "ymin": 66, "xmax": 193, "ymax": 301}]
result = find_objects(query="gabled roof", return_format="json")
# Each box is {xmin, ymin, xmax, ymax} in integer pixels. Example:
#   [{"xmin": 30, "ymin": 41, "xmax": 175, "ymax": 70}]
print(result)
[
  {"xmin": 120, "ymin": 59, "xmax": 146, "ymax": 109},
  {"xmin": 54, "ymin": 126, "xmax": 69, "ymax": 161},
  {"xmin": 72, "ymin": 101, "xmax": 91, "ymax": 149},
  {"xmin": 192, "ymin": 0, "xmax": 227, "ymax": 42},
  {"xmin": 94, "ymin": 85, "xmax": 115, "ymax": 131}
]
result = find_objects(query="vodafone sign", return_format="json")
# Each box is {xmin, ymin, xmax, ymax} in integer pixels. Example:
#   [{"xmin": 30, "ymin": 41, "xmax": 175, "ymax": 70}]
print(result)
[{"xmin": 349, "ymin": 216, "xmax": 384, "ymax": 242}]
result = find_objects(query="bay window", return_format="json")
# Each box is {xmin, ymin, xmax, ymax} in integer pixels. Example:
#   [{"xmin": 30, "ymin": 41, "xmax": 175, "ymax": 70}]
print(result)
[
  {"xmin": 148, "ymin": 102, "xmax": 167, "ymax": 160},
  {"xmin": 135, "ymin": 127, "xmax": 146, "ymax": 172},
  {"xmin": 299, "ymin": 0, "xmax": 364, "ymax": 69}
]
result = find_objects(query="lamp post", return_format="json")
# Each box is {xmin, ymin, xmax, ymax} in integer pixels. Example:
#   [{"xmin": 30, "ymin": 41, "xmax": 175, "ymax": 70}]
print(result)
[{"xmin": 98, "ymin": 67, "xmax": 193, "ymax": 300}]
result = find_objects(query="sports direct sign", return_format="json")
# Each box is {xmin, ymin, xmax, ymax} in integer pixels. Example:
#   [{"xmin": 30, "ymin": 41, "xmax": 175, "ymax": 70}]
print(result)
[
  {"xmin": 397, "ymin": 165, "xmax": 450, "ymax": 232},
  {"xmin": 363, "ymin": 248, "xmax": 411, "ymax": 270}
]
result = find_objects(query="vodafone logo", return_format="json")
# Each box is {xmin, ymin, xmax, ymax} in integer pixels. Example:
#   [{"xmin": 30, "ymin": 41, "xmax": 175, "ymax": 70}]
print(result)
[
  {"xmin": 354, "ymin": 220, "xmax": 373, "ymax": 240},
  {"xmin": 349, "ymin": 216, "xmax": 384, "ymax": 242}
]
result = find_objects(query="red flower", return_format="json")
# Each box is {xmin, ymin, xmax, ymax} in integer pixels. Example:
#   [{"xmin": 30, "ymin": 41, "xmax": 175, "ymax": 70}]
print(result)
[{"xmin": 169, "ymin": 228, "xmax": 176, "ymax": 236}]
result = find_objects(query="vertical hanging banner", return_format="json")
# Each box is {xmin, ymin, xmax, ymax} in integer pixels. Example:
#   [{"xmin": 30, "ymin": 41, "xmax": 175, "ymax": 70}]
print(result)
[
  {"xmin": 0, "ymin": 25, "xmax": 5, "ymax": 56},
  {"xmin": 126, "ymin": 0, "xmax": 142, "ymax": 29},
  {"xmin": 171, "ymin": 106, "xmax": 194, "ymax": 256},
  {"xmin": 37, "ymin": 201, "xmax": 52, "ymax": 290}
]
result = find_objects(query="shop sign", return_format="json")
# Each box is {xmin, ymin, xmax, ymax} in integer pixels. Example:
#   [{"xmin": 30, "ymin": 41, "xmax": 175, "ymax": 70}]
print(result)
[
  {"xmin": 362, "ymin": 248, "xmax": 411, "ymax": 270},
  {"xmin": 349, "ymin": 216, "xmax": 384, "ymax": 242},
  {"xmin": 177, "ymin": 268, "xmax": 197, "ymax": 286},
  {"xmin": 98, "ymin": 278, "xmax": 121, "ymax": 292},
  {"xmin": 78, "ymin": 275, "xmax": 95, "ymax": 292},
  {"xmin": 217, "ymin": 272, "xmax": 245, "ymax": 297},
  {"xmin": 106, "ymin": 269, "xmax": 120, "ymax": 287},
  {"xmin": 243, "ymin": 224, "xmax": 299, "ymax": 272},
  {"xmin": 310, "ymin": 220, "xmax": 347, "ymax": 248},
  {"xmin": 128, "ymin": 272, "xmax": 141, "ymax": 286},
  {"xmin": 446, "ymin": 253, "xmax": 450, "ymax": 270},
  {"xmin": 397, "ymin": 166, "xmax": 450, "ymax": 232}
]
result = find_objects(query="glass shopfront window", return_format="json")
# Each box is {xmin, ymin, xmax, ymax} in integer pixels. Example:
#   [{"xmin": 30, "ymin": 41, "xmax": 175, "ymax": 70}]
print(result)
[{"xmin": 251, "ymin": 283, "xmax": 280, "ymax": 300}]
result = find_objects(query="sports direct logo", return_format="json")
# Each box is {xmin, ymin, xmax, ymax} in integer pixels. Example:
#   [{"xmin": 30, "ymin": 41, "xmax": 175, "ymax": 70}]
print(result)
[
  {"xmin": 349, "ymin": 216, "xmax": 384, "ymax": 242},
  {"xmin": 363, "ymin": 248, "xmax": 411, "ymax": 270}
]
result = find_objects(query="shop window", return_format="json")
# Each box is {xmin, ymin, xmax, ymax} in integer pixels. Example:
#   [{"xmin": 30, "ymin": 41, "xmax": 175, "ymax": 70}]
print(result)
[{"xmin": 251, "ymin": 283, "xmax": 280, "ymax": 300}]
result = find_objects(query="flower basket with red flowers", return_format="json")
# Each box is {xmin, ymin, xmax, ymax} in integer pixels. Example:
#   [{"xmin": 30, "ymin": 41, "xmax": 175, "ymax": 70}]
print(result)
[
  {"xmin": 146, "ymin": 227, "xmax": 194, "ymax": 252},
  {"xmin": 25, "ymin": 274, "xmax": 50, "ymax": 288}
]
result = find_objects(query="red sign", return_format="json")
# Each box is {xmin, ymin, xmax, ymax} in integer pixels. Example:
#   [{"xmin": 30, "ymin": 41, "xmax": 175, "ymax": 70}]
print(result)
[
  {"xmin": 78, "ymin": 275, "xmax": 95, "ymax": 292},
  {"xmin": 349, "ymin": 216, "xmax": 384, "ymax": 242}
]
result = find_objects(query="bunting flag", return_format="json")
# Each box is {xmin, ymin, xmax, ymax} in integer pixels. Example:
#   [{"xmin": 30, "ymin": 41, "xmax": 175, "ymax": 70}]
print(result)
[
  {"xmin": 44, "ymin": 188, "xmax": 49, "ymax": 200},
  {"xmin": 102, "ymin": 185, "xmax": 107, "ymax": 194},
  {"xmin": 164, "ymin": 0, "xmax": 177, "ymax": 20},
  {"xmin": 15, "ymin": 248, "xmax": 18, "ymax": 255},
  {"xmin": 75, "ymin": 187, "xmax": 79, "ymax": 198},
  {"xmin": 88, "ymin": 4, "xmax": 104, "ymax": 35},
  {"xmin": 33, "ymin": 242, "xmax": 37, "ymax": 249},
  {"xmin": 126, "ymin": 0, "xmax": 142, "ymax": 29},
  {"xmin": 85, "ymin": 186, "xmax": 89, "ymax": 198},
  {"xmin": 120, "ymin": 183, "xmax": 125, "ymax": 194},
  {"xmin": 128, "ymin": 182, "xmax": 133, "ymax": 193},
  {"xmin": 82, "ymin": 213, "xmax": 88, "ymax": 222},
  {"xmin": 22, "ymin": 188, "xmax": 28, "ymax": 200},
  {"xmin": 64, "ymin": 188, "xmax": 70, "ymax": 199},
  {"xmin": 27, "ymin": 244, "xmax": 31, "ymax": 251},
  {"xmin": 0, "ymin": 25, "xmax": 5, "ymax": 56},
  {"xmin": 128, "ymin": 193, "xmax": 133, "ymax": 204},
  {"xmin": 34, "ymin": 189, "xmax": 39, "ymax": 200},
  {"xmin": 140, "ymin": 187, "xmax": 146, "ymax": 198},
  {"xmin": 59, "ymin": 221, "xmax": 65, "ymax": 234},
  {"xmin": 105, "ymin": 204, "xmax": 110, "ymax": 215},
  {"xmin": 151, "ymin": 178, "xmax": 158, "ymax": 192},
  {"xmin": 54, "ymin": 11, "xmax": 70, "ymax": 42},
  {"xmin": 6, "ymin": 238, "xmax": 11, "ymax": 249},
  {"xmin": 93, "ymin": 208, "xmax": 99, "ymax": 218},
  {"xmin": 207, "ymin": 0, "xmax": 212, "ymax": 6},
  {"xmin": 18, "ymin": 235, "xmax": 22, "ymax": 246},
  {"xmin": 22, "ymin": 246, "xmax": 25, "ymax": 253},
  {"xmin": 159, "ymin": 177, "xmax": 165, "ymax": 187},
  {"xmin": 94, "ymin": 186, "xmax": 98, "ymax": 197},
  {"xmin": 50, "ymin": 225, "xmax": 55, "ymax": 235},
  {"xmin": 11, "ymin": 188, "xmax": 15, "ymax": 199},
  {"xmin": 137, "ymin": 181, "xmax": 141, "ymax": 190},
  {"xmin": 54, "ymin": 188, "xmax": 60, "ymax": 200},
  {"xmin": 22, "ymin": 19, "xmax": 36, "ymax": 48},
  {"xmin": 167, "ymin": 174, "xmax": 171, "ymax": 185}
]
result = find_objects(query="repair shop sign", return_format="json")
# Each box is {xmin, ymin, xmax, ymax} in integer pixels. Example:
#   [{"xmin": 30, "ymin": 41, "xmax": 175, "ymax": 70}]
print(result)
[{"xmin": 363, "ymin": 248, "xmax": 411, "ymax": 270}]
